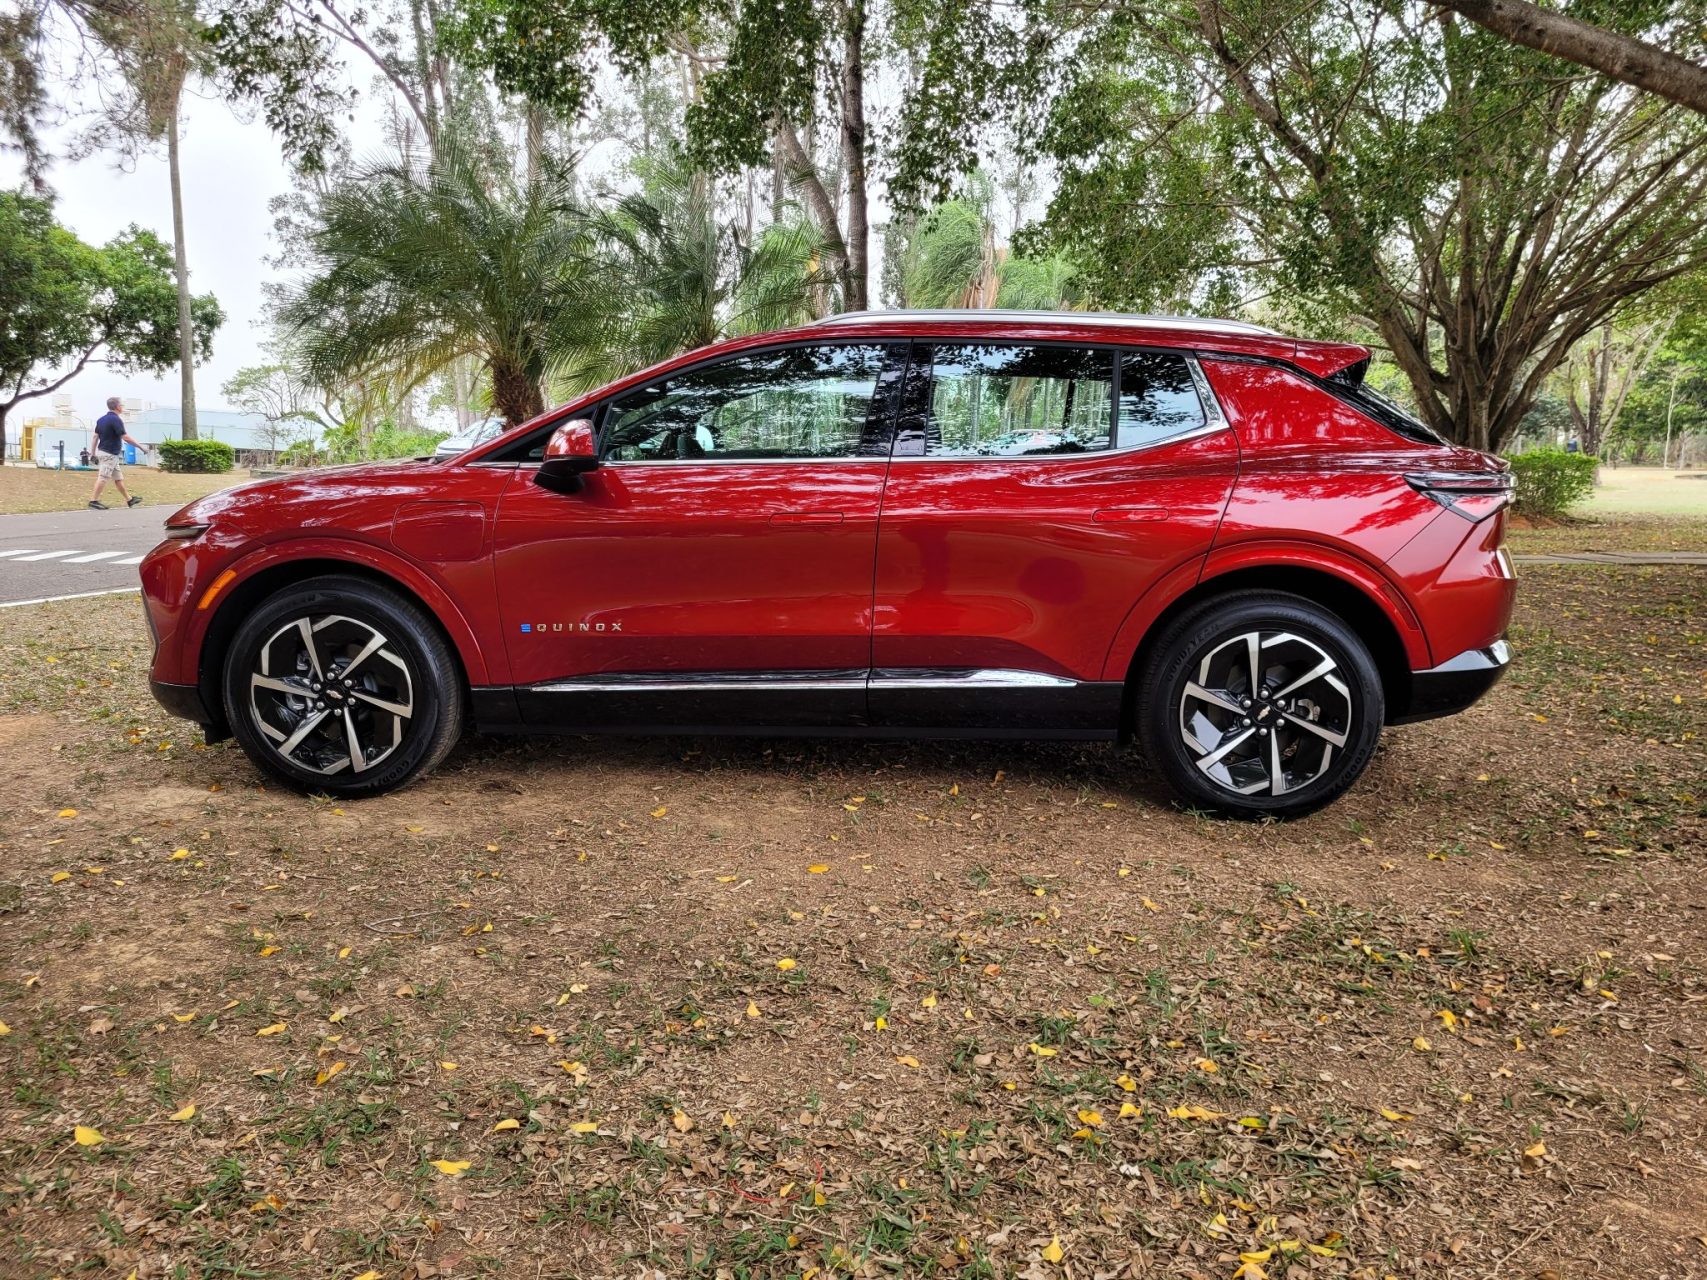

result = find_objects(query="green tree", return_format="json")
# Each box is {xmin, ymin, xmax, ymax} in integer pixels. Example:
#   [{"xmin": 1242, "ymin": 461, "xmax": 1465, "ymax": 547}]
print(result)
[
  {"xmin": 281, "ymin": 142, "xmax": 596, "ymax": 426},
  {"xmin": 896, "ymin": 0, "xmax": 1707, "ymax": 452},
  {"xmin": 562, "ymin": 157, "xmax": 830, "ymax": 389},
  {"xmin": 901, "ymin": 173, "xmax": 1083, "ymax": 310},
  {"xmin": 0, "ymin": 190, "xmax": 222, "ymax": 458}
]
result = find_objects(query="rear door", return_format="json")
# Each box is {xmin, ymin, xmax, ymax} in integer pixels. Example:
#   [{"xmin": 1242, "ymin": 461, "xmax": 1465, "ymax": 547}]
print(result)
[
  {"xmin": 868, "ymin": 341, "xmax": 1239, "ymax": 731},
  {"xmin": 493, "ymin": 341, "xmax": 906, "ymax": 729}
]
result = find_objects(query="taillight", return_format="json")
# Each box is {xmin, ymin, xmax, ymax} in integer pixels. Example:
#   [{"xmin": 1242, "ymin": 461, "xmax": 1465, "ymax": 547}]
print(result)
[{"xmin": 1404, "ymin": 471, "xmax": 1513, "ymax": 522}]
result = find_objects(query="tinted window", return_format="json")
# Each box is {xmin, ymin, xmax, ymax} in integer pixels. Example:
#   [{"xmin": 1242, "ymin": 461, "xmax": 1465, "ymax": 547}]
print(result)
[
  {"xmin": 923, "ymin": 344, "xmax": 1113, "ymax": 457},
  {"xmin": 603, "ymin": 344, "xmax": 892, "ymax": 462},
  {"xmin": 1116, "ymin": 352, "xmax": 1206, "ymax": 448}
]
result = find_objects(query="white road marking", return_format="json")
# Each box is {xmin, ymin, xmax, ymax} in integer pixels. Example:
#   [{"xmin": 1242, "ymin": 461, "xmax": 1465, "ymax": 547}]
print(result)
[
  {"xmin": 0, "ymin": 586, "xmax": 141, "ymax": 609},
  {"xmin": 10, "ymin": 549, "xmax": 79, "ymax": 562},
  {"xmin": 63, "ymin": 550, "xmax": 126, "ymax": 563},
  {"xmin": 113, "ymin": 555, "xmax": 145, "ymax": 566},
  {"xmin": 0, "ymin": 549, "xmax": 43, "ymax": 559}
]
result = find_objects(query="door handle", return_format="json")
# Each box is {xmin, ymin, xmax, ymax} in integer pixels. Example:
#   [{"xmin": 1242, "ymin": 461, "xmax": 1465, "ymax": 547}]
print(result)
[
  {"xmin": 1092, "ymin": 507, "xmax": 1171, "ymax": 523},
  {"xmin": 770, "ymin": 511, "xmax": 845, "ymax": 525}
]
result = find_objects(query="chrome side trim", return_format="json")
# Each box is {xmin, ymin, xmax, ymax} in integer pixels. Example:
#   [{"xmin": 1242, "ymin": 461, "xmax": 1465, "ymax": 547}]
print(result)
[
  {"xmin": 528, "ymin": 667, "xmax": 1082, "ymax": 693},
  {"xmin": 868, "ymin": 668, "xmax": 1078, "ymax": 689},
  {"xmin": 531, "ymin": 669, "xmax": 868, "ymax": 694}
]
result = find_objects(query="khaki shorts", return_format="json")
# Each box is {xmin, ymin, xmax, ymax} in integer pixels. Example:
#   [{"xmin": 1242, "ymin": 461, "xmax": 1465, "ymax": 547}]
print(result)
[{"xmin": 96, "ymin": 452, "xmax": 123, "ymax": 481}]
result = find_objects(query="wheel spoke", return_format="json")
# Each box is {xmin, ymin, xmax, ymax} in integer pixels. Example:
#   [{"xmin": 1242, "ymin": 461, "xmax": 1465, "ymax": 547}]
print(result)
[
  {"xmin": 252, "ymin": 674, "xmax": 309, "ymax": 698},
  {"xmin": 1281, "ymin": 710, "xmax": 1348, "ymax": 748},
  {"xmin": 1183, "ymin": 681, "xmax": 1243, "ymax": 715},
  {"xmin": 1244, "ymin": 632, "xmax": 1262, "ymax": 696},
  {"xmin": 1195, "ymin": 726, "xmax": 1255, "ymax": 773},
  {"xmin": 296, "ymin": 619, "xmax": 325, "ymax": 680},
  {"xmin": 278, "ymin": 709, "xmax": 330, "ymax": 756},
  {"xmin": 343, "ymin": 708, "xmax": 367, "ymax": 772},
  {"xmin": 1269, "ymin": 727, "xmax": 1287, "ymax": 795},
  {"xmin": 338, "ymin": 631, "xmax": 390, "ymax": 680},
  {"xmin": 350, "ymin": 689, "xmax": 412, "ymax": 719},
  {"xmin": 1272, "ymin": 655, "xmax": 1336, "ymax": 700}
]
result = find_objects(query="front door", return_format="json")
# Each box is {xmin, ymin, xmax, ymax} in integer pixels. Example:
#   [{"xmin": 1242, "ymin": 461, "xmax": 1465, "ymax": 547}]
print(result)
[
  {"xmin": 869, "ymin": 341, "xmax": 1240, "ymax": 731},
  {"xmin": 494, "ymin": 341, "xmax": 905, "ymax": 729}
]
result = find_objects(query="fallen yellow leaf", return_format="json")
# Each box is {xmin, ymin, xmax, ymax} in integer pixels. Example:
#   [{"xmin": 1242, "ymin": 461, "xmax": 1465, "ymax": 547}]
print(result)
[
  {"xmin": 896, "ymin": 1055, "xmax": 921, "ymax": 1068},
  {"xmin": 492, "ymin": 1118, "xmax": 521, "ymax": 1133},
  {"xmin": 650, "ymin": 806, "xmax": 668, "ymax": 818},
  {"xmin": 430, "ymin": 1159, "xmax": 470, "ymax": 1176},
  {"xmin": 671, "ymin": 1109, "xmax": 693, "ymax": 1132},
  {"xmin": 1041, "ymin": 1235, "xmax": 1064, "ymax": 1263},
  {"xmin": 920, "ymin": 992, "xmax": 937, "ymax": 1009},
  {"xmin": 73, "ymin": 1125, "xmax": 103, "ymax": 1147},
  {"xmin": 1115, "ymin": 1073, "xmax": 1137, "ymax": 1092},
  {"xmin": 169, "ymin": 1104, "xmax": 196, "ymax": 1122},
  {"xmin": 569, "ymin": 1121, "xmax": 599, "ymax": 1134},
  {"xmin": 775, "ymin": 957, "xmax": 797, "ymax": 971},
  {"xmin": 807, "ymin": 864, "xmax": 829, "ymax": 874},
  {"xmin": 58, "ymin": 808, "xmax": 77, "ymax": 818},
  {"xmin": 746, "ymin": 1000, "xmax": 760, "ymax": 1018},
  {"xmin": 1076, "ymin": 1108, "xmax": 1103, "ymax": 1126},
  {"xmin": 1027, "ymin": 1042, "xmax": 1057, "ymax": 1057},
  {"xmin": 1119, "ymin": 1101, "xmax": 1142, "ymax": 1119},
  {"xmin": 256, "ymin": 1022, "xmax": 287, "ymax": 1037},
  {"xmin": 314, "ymin": 1061, "xmax": 347, "ymax": 1087},
  {"xmin": 1412, "ymin": 1036, "xmax": 1432, "ymax": 1052}
]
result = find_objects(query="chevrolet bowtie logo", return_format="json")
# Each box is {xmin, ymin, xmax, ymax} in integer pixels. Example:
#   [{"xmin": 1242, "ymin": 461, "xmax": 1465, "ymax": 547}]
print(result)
[{"xmin": 520, "ymin": 621, "xmax": 623, "ymax": 634}]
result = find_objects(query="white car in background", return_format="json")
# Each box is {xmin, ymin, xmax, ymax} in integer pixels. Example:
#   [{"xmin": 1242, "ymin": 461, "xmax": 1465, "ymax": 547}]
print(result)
[{"xmin": 433, "ymin": 416, "xmax": 508, "ymax": 460}]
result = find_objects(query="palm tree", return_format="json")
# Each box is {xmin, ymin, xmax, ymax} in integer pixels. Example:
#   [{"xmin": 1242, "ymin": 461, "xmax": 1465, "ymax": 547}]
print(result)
[
  {"xmin": 282, "ymin": 141, "xmax": 596, "ymax": 426},
  {"xmin": 902, "ymin": 171, "xmax": 1085, "ymax": 312},
  {"xmin": 559, "ymin": 157, "xmax": 830, "ymax": 391}
]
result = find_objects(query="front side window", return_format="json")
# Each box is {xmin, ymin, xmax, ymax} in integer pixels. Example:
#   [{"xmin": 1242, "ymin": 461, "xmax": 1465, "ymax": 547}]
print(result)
[
  {"xmin": 602, "ymin": 343, "xmax": 895, "ymax": 462},
  {"xmin": 1116, "ymin": 352, "xmax": 1207, "ymax": 448},
  {"xmin": 920, "ymin": 344, "xmax": 1114, "ymax": 457}
]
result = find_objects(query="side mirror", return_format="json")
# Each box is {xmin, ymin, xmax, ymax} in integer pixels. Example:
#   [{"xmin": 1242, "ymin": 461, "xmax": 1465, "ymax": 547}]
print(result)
[{"xmin": 536, "ymin": 420, "xmax": 599, "ymax": 492}]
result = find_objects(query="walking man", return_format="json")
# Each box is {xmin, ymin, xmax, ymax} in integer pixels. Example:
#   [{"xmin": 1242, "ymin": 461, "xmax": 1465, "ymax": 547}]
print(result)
[{"xmin": 89, "ymin": 397, "xmax": 142, "ymax": 510}]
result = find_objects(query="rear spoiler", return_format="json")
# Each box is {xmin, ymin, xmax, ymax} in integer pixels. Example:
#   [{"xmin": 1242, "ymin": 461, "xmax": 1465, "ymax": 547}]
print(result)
[{"xmin": 1291, "ymin": 341, "xmax": 1371, "ymax": 384}]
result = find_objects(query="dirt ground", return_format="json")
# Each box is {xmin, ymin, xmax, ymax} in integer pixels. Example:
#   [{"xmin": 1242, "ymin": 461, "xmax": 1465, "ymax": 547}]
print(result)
[
  {"xmin": 0, "ymin": 465, "xmax": 251, "ymax": 516},
  {"xmin": 1, "ymin": 556, "xmax": 1703, "ymax": 1279}
]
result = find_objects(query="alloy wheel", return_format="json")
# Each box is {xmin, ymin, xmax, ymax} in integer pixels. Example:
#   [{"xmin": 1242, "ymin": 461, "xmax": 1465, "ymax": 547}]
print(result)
[
  {"xmin": 1177, "ymin": 630, "xmax": 1353, "ymax": 797},
  {"xmin": 248, "ymin": 615, "xmax": 415, "ymax": 776}
]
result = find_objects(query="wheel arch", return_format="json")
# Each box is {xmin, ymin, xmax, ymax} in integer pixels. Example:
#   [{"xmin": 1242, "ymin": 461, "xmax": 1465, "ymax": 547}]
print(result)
[
  {"xmin": 1111, "ymin": 559, "xmax": 1424, "ymax": 737},
  {"xmin": 196, "ymin": 554, "xmax": 478, "ymax": 739}
]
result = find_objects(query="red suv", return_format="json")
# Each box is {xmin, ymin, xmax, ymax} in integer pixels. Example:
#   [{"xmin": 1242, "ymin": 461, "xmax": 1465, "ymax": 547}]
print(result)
[{"xmin": 141, "ymin": 311, "xmax": 1515, "ymax": 817}]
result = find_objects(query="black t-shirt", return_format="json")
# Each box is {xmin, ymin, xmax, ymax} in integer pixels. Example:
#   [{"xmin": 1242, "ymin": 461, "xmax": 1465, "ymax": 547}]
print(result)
[{"xmin": 94, "ymin": 412, "xmax": 125, "ymax": 455}]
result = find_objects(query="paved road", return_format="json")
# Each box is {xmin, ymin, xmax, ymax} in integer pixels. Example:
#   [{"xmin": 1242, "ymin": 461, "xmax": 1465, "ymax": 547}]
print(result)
[{"xmin": 0, "ymin": 505, "xmax": 169, "ymax": 606}]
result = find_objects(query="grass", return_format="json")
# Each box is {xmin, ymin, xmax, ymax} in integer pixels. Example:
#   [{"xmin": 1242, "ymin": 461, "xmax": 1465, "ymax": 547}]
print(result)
[
  {"xmin": 0, "ymin": 551, "xmax": 1701, "ymax": 1277},
  {"xmin": 0, "ymin": 462, "xmax": 252, "ymax": 514},
  {"xmin": 1581, "ymin": 464, "xmax": 1707, "ymax": 517}
]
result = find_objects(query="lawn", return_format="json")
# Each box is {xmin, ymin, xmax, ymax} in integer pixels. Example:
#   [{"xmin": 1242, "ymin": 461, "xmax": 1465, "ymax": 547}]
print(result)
[
  {"xmin": 0, "ymin": 463, "xmax": 254, "ymax": 515},
  {"xmin": 1582, "ymin": 465, "xmax": 1707, "ymax": 518},
  {"xmin": 0, "ymin": 564, "xmax": 1702, "ymax": 1279}
]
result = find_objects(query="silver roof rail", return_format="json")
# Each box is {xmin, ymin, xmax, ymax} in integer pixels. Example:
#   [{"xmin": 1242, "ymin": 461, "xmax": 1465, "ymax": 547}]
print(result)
[{"xmin": 813, "ymin": 308, "xmax": 1277, "ymax": 336}]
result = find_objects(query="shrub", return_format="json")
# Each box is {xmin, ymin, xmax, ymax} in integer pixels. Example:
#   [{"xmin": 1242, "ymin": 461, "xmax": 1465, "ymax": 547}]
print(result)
[
  {"xmin": 157, "ymin": 438, "xmax": 236, "ymax": 473},
  {"xmin": 1506, "ymin": 447, "xmax": 1597, "ymax": 518}
]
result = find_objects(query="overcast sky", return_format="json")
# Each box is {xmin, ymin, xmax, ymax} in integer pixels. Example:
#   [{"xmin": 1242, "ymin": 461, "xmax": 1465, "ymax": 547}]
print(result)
[{"xmin": 3, "ymin": 80, "xmax": 296, "ymax": 426}]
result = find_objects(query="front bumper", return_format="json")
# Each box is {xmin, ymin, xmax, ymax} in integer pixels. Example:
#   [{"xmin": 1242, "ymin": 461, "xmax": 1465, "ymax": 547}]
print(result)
[
  {"xmin": 149, "ymin": 678, "xmax": 231, "ymax": 743},
  {"xmin": 1392, "ymin": 639, "xmax": 1511, "ymax": 725}
]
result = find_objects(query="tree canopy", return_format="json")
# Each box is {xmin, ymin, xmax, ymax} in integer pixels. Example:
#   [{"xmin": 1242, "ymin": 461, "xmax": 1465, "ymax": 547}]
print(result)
[{"xmin": 0, "ymin": 189, "xmax": 223, "ymax": 455}]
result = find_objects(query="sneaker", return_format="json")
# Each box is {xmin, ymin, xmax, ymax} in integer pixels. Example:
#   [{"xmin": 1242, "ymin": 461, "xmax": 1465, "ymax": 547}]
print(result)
[
  {"xmin": 88, "ymin": 500, "xmax": 108, "ymax": 510},
  {"xmin": 126, "ymin": 496, "xmax": 142, "ymax": 507}
]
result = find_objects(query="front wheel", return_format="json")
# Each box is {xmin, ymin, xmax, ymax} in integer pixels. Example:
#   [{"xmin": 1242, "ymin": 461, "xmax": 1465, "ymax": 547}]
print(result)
[
  {"xmin": 1136, "ymin": 592, "xmax": 1385, "ymax": 819},
  {"xmin": 222, "ymin": 575, "xmax": 465, "ymax": 797}
]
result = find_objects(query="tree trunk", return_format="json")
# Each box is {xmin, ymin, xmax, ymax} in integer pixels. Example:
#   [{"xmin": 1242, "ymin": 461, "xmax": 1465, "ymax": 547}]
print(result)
[
  {"xmin": 0, "ymin": 403, "xmax": 9, "ymax": 464},
  {"xmin": 839, "ymin": 0, "xmax": 870, "ymax": 311},
  {"xmin": 167, "ymin": 92, "xmax": 198, "ymax": 441},
  {"xmin": 491, "ymin": 357, "xmax": 545, "ymax": 426},
  {"xmin": 1432, "ymin": 0, "xmax": 1707, "ymax": 117},
  {"xmin": 526, "ymin": 105, "xmax": 546, "ymax": 184}
]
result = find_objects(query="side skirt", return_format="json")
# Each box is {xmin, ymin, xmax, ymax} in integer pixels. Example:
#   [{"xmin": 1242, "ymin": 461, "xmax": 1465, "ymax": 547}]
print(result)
[{"xmin": 473, "ymin": 669, "xmax": 1125, "ymax": 741}]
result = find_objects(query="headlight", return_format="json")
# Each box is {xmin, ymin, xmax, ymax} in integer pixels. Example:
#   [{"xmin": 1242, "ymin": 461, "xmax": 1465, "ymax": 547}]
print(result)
[{"xmin": 163, "ymin": 521, "xmax": 209, "ymax": 540}]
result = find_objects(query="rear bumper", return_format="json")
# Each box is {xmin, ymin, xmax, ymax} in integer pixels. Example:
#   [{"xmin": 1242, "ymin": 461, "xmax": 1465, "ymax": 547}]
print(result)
[{"xmin": 1392, "ymin": 639, "xmax": 1510, "ymax": 725}]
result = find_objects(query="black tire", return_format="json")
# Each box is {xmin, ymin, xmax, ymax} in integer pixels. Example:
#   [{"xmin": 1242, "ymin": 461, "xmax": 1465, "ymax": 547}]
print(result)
[
  {"xmin": 1135, "ymin": 591, "xmax": 1385, "ymax": 819},
  {"xmin": 222, "ymin": 575, "xmax": 465, "ymax": 797}
]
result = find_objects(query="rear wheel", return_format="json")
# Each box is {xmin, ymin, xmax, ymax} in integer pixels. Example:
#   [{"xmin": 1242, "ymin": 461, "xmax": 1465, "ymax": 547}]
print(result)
[
  {"xmin": 1136, "ymin": 592, "xmax": 1384, "ymax": 818},
  {"xmin": 222, "ymin": 576, "xmax": 464, "ymax": 797}
]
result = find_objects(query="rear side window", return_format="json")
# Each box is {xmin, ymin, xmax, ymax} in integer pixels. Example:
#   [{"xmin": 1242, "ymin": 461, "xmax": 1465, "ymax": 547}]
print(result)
[
  {"xmin": 921, "ymin": 344, "xmax": 1114, "ymax": 457},
  {"xmin": 1117, "ymin": 352, "xmax": 1206, "ymax": 448}
]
